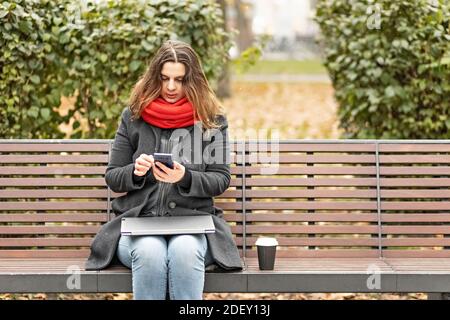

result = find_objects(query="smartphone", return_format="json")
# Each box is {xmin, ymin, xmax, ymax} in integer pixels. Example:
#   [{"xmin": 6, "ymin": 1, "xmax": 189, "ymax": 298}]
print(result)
[{"xmin": 153, "ymin": 152, "xmax": 174, "ymax": 169}]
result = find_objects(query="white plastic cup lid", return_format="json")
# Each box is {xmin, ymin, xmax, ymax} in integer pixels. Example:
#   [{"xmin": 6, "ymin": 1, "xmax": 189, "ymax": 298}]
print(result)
[{"xmin": 255, "ymin": 237, "xmax": 278, "ymax": 246}]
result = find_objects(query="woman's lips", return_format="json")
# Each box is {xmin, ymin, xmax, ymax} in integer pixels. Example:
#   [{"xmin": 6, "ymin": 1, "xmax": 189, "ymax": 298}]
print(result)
[{"xmin": 167, "ymin": 94, "xmax": 177, "ymax": 99}]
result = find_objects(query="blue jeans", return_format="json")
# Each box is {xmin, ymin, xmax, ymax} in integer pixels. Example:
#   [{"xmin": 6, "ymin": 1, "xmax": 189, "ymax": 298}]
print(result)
[{"xmin": 116, "ymin": 234, "xmax": 213, "ymax": 300}]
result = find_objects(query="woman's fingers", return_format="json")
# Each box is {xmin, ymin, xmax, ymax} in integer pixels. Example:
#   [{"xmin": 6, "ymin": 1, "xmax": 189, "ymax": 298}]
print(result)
[
  {"xmin": 142, "ymin": 154, "xmax": 154, "ymax": 165},
  {"xmin": 135, "ymin": 163, "xmax": 148, "ymax": 171},
  {"xmin": 155, "ymin": 161, "xmax": 171, "ymax": 173},
  {"xmin": 137, "ymin": 158, "xmax": 152, "ymax": 168},
  {"xmin": 153, "ymin": 168, "xmax": 166, "ymax": 182},
  {"xmin": 153, "ymin": 164, "xmax": 169, "ymax": 178},
  {"xmin": 134, "ymin": 154, "xmax": 154, "ymax": 177}
]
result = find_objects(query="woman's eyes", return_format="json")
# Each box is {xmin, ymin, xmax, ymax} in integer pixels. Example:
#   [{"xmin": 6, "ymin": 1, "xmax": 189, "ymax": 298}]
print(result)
[{"xmin": 161, "ymin": 77, "xmax": 183, "ymax": 82}]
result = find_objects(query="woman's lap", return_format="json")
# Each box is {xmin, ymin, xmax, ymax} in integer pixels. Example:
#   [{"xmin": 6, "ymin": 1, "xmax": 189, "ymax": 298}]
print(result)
[{"xmin": 116, "ymin": 233, "xmax": 214, "ymax": 269}]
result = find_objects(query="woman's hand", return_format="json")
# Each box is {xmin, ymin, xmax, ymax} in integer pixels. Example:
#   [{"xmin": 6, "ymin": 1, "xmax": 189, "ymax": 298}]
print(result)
[
  {"xmin": 153, "ymin": 160, "xmax": 186, "ymax": 183},
  {"xmin": 134, "ymin": 154, "xmax": 154, "ymax": 177}
]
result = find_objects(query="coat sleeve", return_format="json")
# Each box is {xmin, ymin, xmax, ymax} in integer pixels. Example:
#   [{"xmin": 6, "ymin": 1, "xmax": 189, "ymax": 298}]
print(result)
[
  {"xmin": 105, "ymin": 108, "xmax": 157, "ymax": 193},
  {"xmin": 176, "ymin": 115, "xmax": 231, "ymax": 198}
]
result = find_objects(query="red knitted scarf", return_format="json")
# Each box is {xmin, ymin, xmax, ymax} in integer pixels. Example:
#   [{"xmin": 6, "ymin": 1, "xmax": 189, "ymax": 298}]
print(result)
[{"xmin": 141, "ymin": 97, "xmax": 197, "ymax": 128}]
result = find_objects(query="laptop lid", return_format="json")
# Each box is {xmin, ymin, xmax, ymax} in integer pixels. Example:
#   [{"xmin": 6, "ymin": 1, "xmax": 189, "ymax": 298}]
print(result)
[{"xmin": 121, "ymin": 215, "xmax": 216, "ymax": 236}]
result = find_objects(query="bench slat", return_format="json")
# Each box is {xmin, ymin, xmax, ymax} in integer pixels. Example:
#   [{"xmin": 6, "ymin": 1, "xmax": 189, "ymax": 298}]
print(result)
[
  {"xmin": 0, "ymin": 238, "xmax": 93, "ymax": 247},
  {"xmin": 244, "ymin": 257, "xmax": 393, "ymax": 270},
  {"xmin": 234, "ymin": 165, "xmax": 450, "ymax": 176},
  {"xmin": 245, "ymin": 178, "xmax": 377, "ymax": 187},
  {"xmin": 245, "ymin": 189, "xmax": 450, "ymax": 198},
  {"xmin": 245, "ymin": 250, "xmax": 380, "ymax": 258},
  {"xmin": 0, "ymin": 143, "xmax": 110, "ymax": 152},
  {"xmin": 243, "ymin": 143, "xmax": 376, "ymax": 152},
  {"xmin": 0, "ymin": 202, "xmax": 108, "ymax": 211},
  {"xmin": 245, "ymin": 189, "xmax": 377, "ymax": 198},
  {"xmin": 0, "ymin": 166, "xmax": 108, "ymax": 175},
  {"xmin": 242, "ymin": 154, "xmax": 450, "ymax": 164},
  {"xmin": 379, "ymin": 144, "xmax": 450, "ymax": 152},
  {"xmin": 382, "ymin": 226, "xmax": 450, "ymax": 234},
  {"xmin": 245, "ymin": 178, "xmax": 450, "ymax": 187},
  {"xmin": 381, "ymin": 190, "xmax": 450, "ymax": 198},
  {"xmin": 381, "ymin": 214, "xmax": 450, "ymax": 222},
  {"xmin": 0, "ymin": 178, "xmax": 107, "ymax": 186},
  {"xmin": 380, "ymin": 166, "xmax": 450, "ymax": 175},
  {"xmin": 380, "ymin": 178, "xmax": 450, "ymax": 187},
  {"xmin": 382, "ymin": 258, "xmax": 450, "ymax": 270},
  {"xmin": 0, "ymin": 155, "xmax": 109, "ymax": 163},
  {"xmin": 0, "ymin": 226, "xmax": 101, "ymax": 234},
  {"xmin": 0, "ymin": 190, "xmax": 109, "ymax": 198},
  {"xmin": 383, "ymin": 251, "xmax": 450, "ymax": 258},
  {"xmin": 245, "ymin": 225, "xmax": 379, "ymax": 234},
  {"xmin": 381, "ymin": 202, "xmax": 450, "ymax": 210},
  {"xmin": 0, "ymin": 213, "xmax": 107, "ymax": 222},
  {"xmin": 0, "ymin": 250, "xmax": 91, "ymax": 258},
  {"xmin": 240, "ymin": 154, "xmax": 376, "ymax": 164},
  {"xmin": 380, "ymin": 155, "xmax": 450, "ymax": 164},
  {"xmin": 244, "ymin": 166, "xmax": 377, "ymax": 175},
  {"xmin": 242, "ymin": 213, "xmax": 377, "ymax": 222},
  {"xmin": 241, "ymin": 213, "xmax": 450, "ymax": 223},
  {"xmin": 245, "ymin": 201, "xmax": 377, "ymax": 210},
  {"xmin": 381, "ymin": 238, "xmax": 450, "ymax": 247}
]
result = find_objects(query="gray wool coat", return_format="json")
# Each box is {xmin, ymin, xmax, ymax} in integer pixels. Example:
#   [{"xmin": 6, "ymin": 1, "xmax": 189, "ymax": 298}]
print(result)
[{"xmin": 85, "ymin": 107, "xmax": 243, "ymax": 272}]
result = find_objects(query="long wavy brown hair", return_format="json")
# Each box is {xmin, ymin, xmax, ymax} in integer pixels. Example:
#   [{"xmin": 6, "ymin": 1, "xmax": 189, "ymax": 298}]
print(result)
[{"xmin": 128, "ymin": 40, "xmax": 225, "ymax": 130}]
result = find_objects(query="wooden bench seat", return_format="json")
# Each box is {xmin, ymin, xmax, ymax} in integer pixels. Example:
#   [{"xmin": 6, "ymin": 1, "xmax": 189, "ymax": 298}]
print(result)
[{"xmin": 1, "ymin": 139, "xmax": 450, "ymax": 299}]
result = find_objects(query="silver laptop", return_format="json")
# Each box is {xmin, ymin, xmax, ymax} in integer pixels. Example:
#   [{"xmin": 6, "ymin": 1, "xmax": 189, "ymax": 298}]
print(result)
[{"xmin": 121, "ymin": 215, "xmax": 215, "ymax": 236}]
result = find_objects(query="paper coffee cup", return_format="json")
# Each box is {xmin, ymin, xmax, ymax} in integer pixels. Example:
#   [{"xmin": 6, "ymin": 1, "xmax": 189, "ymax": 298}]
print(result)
[{"xmin": 255, "ymin": 237, "xmax": 278, "ymax": 270}]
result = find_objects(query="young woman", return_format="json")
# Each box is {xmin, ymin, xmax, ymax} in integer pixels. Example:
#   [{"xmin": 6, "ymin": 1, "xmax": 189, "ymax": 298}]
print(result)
[{"xmin": 85, "ymin": 40, "xmax": 242, "ymax": 300}]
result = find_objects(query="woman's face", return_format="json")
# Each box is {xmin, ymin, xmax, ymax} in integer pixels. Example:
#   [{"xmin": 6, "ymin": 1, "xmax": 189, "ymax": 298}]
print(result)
[{"xmin": 160, "ymin": 62, "xmax": 186, "ymax": 103}]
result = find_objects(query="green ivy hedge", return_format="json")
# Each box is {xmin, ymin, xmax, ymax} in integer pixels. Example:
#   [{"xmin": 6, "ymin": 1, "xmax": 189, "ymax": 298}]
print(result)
[
  {"xmin": 316, "ymin": 0, "xmax": 450, "ymax": 139},
  {"xmin": 0, "ymin": 0, "xmax": 232, "ymax": 138}
]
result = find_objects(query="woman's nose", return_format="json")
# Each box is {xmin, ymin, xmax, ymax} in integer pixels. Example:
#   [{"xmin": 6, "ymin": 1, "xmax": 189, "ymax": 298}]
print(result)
[{"xmin": 167, "ymin": 79, "xmax": 176, "ymax": 90}]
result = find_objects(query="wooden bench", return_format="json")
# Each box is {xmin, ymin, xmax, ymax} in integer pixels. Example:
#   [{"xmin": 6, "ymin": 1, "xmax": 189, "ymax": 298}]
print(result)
[{"xmin": 1, "ymin": 139, "xmax": 450, "ymax": 299}]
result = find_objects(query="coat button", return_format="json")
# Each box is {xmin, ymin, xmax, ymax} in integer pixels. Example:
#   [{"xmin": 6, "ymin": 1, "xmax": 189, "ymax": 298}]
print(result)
[{"xmin": 168, "ymin": 201, "xmax": 176, "ymax": 209}]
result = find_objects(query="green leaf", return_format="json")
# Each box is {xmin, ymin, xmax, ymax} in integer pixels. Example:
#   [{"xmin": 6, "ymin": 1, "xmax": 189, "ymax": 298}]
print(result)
[
  {"xmin": 385, "ymin": 86, "xmax": 396, "ymax": 98},
  {"xmin": 99, "ymin": 54, "xmax": 108, "ymax": 63},
  {"xmin": 53, "ymin": 17, "xmax": 63, "ymax": 26},
  {"xmin": 41, "ymin": 33, "xmax": 51, "ymax": 42},
  {"xmin": 30, "ymin": 75, "xmax": 40, "ymax": 84},
  {"xmin": 129, "ymin": 60, "xmax": 141, "ymax": 72},
  {"xmin": 59, "ymin": 33, "xmax": 70, "ymax": 44},
  {"xmin": 40, "ymin": 108, "xmax": 50, "ymax": 120},
  {"xmin": 179, "ymin": 13, "xmax": 189, "ymax": 22},
  {"xmin": 27, "ymin": 107, "xmax": 39, "ymax": 119}
]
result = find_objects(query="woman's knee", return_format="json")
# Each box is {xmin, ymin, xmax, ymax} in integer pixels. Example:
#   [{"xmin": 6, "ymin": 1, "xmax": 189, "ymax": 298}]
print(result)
[
  {"xmin": 130, "ymin": 235, "xmax": 168, "ymax": 264},
  {"xmin": 167, "ymin": 234, "xmax": 207, "ymax": 265}
]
